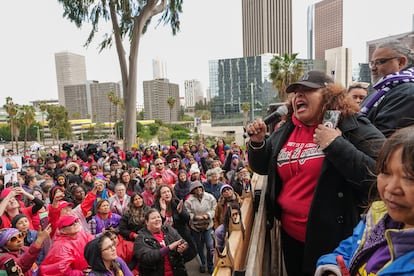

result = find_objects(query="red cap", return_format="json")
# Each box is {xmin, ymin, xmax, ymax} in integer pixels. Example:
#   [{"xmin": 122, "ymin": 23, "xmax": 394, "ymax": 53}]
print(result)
[
  {"xmin": 171, "ymin": 158, "xmax": 179, "ymax": 163},
  {"xmin": 152, "ymin": 172, "xmax": 162, "ymax": 178},
  {"xmin": 58, "ymin": 201, "xmax": 74, "ymax": 210},
  {"xmin": 0, "ymin": 188, "xmax": 13, "ymax": 198},
  {"xmin": 57, "ymin": 215, "xmax": 78, "ymax": 229}
]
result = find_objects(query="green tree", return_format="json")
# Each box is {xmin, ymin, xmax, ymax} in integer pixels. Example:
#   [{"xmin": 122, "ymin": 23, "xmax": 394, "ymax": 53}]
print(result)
[
  {"xmin": 167, "ymin": 96, "xmax": 175, "ymax": 124},
  {"xmin": 39, "ymin": 101, "xmax": 48, "ymax": 144},
  {"xmin": 4, "ymin": 97, "xmax": 19, "ymax": 152},
  {"xmin": 269, "ymin": 53, "xmax": 303, "ymax": 102},
  {"xmin": 242, "ymin": 102, "xmax": 250, "ymax": 127},
  {"xmin": 17, "ymin": 105, "xmax": 36, "ymax": 154},
  {"xmin": 46, "ymin": 105, "xmax": 72, "ymax": 143},
  {"xmin": 58, "ymin": 0, "xmax": 183, "ymax": 150}
]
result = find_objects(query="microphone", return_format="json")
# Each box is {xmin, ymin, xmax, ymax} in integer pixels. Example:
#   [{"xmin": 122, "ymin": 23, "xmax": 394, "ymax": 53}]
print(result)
[
  {"xmin": 263, "ymin": 105, "xmax": 288, "ymax": 125},
  {"xmin": 244, "ymin": 104, "xmax": 288, "ymax": 138}
]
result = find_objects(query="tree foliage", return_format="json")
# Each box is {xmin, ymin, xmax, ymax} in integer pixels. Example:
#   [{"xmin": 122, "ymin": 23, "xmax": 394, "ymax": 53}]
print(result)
[
  {"xmin": 269, "ymin": 53, "xmax": 303, "ymax": 102},
  {"xmin": 46, "ymin": 105, "xmax": 72, "ymax": 141},
  {"xmin": 4, "ymin": 97, "xmax": 19, "ymax": 152},
  {"xmin": 16, "ymin": 105, "xmax": 36, "ymax": 154},
  {"xmin": 57, "ymin": 0, "xmax": 183, "ymax": 150}
]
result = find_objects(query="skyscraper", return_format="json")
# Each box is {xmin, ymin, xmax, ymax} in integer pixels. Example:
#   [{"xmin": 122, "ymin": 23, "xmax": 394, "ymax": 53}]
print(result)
[
  {"xmin": 63, "ymin": 81, "xmax": 122, "ymax": 123},
  {"xmin": 143, "ymin": 79, "xmax": 180, "ymax": 123},
  {"xmin": 54, "ymin": 51, "xmax": 87, "ymax": 106},
  {"xmin": 184, "ymin": 80, "xmax": 203, "ymax": 108},
  {"xmin": 242, "ymin": 0, "xmax": 292, "ymax": 57},
  {"xmin": 314, "ymin": 0, "xmax": 343, "ymax": 60}
]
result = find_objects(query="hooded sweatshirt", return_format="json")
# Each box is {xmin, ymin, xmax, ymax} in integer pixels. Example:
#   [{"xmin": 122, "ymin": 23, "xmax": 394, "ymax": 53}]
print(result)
[{"xmin": 84, "ymin": 236, "xmax": 133, "ymax": 276}]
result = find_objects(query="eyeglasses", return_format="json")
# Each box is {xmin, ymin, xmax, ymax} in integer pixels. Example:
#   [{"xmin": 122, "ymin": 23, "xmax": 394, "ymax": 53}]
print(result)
[
  {"xmin": 102, "ymin": 243, "xmax": 116, "ymax": 252},
  {"xmin": 155, "ymin": 163, "xmax": 164, "ymax": 166},
  {"xmin": 369, "ymin": 56, "xmax": 399, "ymax": 68},
  {"xmin": 8, "ymin": 232, "xmax": 24, "ymax": 243}
]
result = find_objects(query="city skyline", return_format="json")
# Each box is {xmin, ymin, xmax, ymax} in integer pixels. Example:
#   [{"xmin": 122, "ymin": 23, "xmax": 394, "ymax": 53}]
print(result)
[{"xmin": 1, "ymin": 0, "xmax": 413, "ymax": 106}]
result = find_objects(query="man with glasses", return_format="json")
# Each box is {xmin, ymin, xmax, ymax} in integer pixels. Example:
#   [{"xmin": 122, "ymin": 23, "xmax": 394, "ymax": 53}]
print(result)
[
  {"xmin": 361, "ymin": 40, "xmax": 414, "ymax": 136},
  {"xmin": 153, "ymin": 158, "xmax": 177, "ymax": 187}
]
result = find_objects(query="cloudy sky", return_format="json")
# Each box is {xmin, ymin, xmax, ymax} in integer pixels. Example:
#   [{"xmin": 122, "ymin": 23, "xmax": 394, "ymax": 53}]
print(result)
[{"xmin": 1, "ymin": 0, "xmax": 413, "ymax": 106}]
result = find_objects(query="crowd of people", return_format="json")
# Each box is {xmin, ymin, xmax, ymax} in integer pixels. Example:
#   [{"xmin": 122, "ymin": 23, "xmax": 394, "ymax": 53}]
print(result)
[
  {"xmin": 0, "ymin": 39, "xmax": 414, "ymax": 276},
  {"xmin": 0, "ymin": 134, "xmax": 252, "ymax": 275}
]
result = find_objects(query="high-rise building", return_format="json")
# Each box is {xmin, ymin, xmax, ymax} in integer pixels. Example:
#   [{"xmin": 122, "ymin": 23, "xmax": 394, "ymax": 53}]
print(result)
[
  {"xmin": 54, "ymin": 52, "xmax": 87, "ymax": 106},
  {"xmin": 242, "ymin": 0, "xmax": 292, "ymax": 57},
  {"xmin": 152, "ymin": 58, "xmax": 168, "ymax": 79},
  {"xmin": 314, "ymin": 0, "xmax": 343, "ymax": 60},
  {"xmin": 63, "ymin": 81, "xmax": 122, "ymax": 123},
  {"xmin": 209, "ymin": 54, "xmax": 277, "ymax": 126},
  {"xmin": 143, "ymin": 79, "xmax": 180, "ymax": 123},
  {"xmin": 184, "ymin": 80, "xmax": 203, "ymax": 108}
]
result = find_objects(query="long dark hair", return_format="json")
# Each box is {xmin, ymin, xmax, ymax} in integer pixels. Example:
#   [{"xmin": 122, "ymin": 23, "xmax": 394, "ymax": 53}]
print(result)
[
  {"xmin": 125, "ymin": 192, "xmax": 146, "ymax": 225},
  {"xmin": 154, "ymin": 185, "xmax": 176, "ymax": 214}
]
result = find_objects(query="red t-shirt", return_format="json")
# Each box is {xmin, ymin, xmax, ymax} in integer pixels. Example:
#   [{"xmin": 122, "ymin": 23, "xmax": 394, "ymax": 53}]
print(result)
[
  {"xmin": 153, "ymin": 231, "xmax": 173, "ymax": 276},
  {"xmin": 277, "ymin": 116, "xmax": 325, "ymax": 242}
]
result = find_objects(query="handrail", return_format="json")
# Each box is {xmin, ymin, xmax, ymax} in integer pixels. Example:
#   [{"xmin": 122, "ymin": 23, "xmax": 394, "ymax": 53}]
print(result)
[
  {"xmin": 245, "ymin": 175, "xmax": 268, "ymax": 276},
  {"xmin": 214, "ymin": 173, "xmax": 265, "ymax": 276}
]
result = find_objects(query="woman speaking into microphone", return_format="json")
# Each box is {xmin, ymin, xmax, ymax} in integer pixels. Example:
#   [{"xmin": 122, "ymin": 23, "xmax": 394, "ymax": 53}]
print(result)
[{"xmin": 246, "ymin": 71, "xmax": 385, "ymax": 275}]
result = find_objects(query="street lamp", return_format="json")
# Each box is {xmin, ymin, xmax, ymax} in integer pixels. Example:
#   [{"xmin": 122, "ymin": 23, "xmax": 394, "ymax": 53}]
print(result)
[
  {"xmin": 34, "ymin": 126, "xmax": 40, "ymax": 142},
  {"xmin": 250, "ymin": 83, "xmax": 254, "ymax": 121}
]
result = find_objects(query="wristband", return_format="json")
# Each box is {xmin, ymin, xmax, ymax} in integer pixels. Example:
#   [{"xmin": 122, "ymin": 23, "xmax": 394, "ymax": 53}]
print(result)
[{"xmin": 249, "ymin": 140, "xmax": 265, "ymax": 150}]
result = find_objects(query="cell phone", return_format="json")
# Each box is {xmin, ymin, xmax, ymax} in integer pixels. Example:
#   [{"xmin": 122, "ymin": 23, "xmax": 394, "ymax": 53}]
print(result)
[
  {"xmin": 40, "ymin": 215, "xmax": 49, "ymax": 230},
  {"xmin": 322, "ymin": 110, "xmax": 341, "ymax": 129},
  {"xmin": 12, "ymin": 182, "xmax": 20, "ymax": 188},
  {"xmin": 4, "ymin": 258, "xmax": 19, "ymax": 276}
]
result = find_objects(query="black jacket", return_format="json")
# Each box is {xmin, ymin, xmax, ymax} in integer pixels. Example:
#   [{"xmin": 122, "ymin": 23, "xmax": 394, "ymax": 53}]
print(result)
[
  {"xmin": 248, "ymin": 114, "xmax": 385, "ymax": 273},
  {"xmin": 362, "ymin": 81, "xmax": 414, "ymax": 137},
  {"xmin": 152, "ymin": 198, "xmax": 197, "ymax": 262},
  {"xmin": 134, "ymin": 225, "xmax": 188, "ymax": 276}
]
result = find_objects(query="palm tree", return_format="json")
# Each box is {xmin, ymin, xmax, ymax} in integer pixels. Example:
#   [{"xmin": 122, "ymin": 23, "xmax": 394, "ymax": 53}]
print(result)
[
  {"xmin": 167, "ymin": 97, "xmax": 176, "ymax": 124},
  {"xmin": 242, "ymin": 102, "xmax": 250, "ymax": 127},
  {"xmin": 107, "ymin": 91, "xmax": 115, "ymax": 138},
  {"xmin": 17, "ymin": 105, "xmax": 36, "ymax": 155},
  {"xmin": 4, "ymin": 97, "xmax": 19, "ymax": 152},
  {"xmin": 39, "ymin": 101, "xmax": 47, "ymax": 144},
  {"xmin": 269, "ymin": 53, "xmax": 303, "ymax": 102}
]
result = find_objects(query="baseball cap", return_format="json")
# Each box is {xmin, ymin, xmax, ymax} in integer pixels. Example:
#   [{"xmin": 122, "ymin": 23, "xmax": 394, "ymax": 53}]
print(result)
[
  {"xmin": 152, "ymin": 172, "xmax": 162, "ymax": 178},
  {"xmin": 286, "ymin": 71, "xmax": 334, "ymax": 93},
  {"xmin": 171, "ymin": 158, "xmax": 179, "ymax": 163},
  {"xmin": 145, "ymin": 174, "xmax": 154, "ymax": 182},
  {"xmin": 57, "ymin": 215, "xmax": 78, "ymax": 229}
]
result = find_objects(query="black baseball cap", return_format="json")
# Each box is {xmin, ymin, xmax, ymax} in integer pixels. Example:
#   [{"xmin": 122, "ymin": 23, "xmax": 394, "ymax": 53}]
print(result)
[{"xmin": 286, "ymin": 71, "xmax": 334, "ymax": 93}]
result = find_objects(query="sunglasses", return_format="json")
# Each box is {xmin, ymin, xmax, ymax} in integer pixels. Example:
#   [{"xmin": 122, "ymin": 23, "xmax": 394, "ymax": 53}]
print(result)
[
  {"xmin": 349, "ymin": 82, "xmax": 370, "ymax": 90},
  {"xmin": 155, "ymin": 163, "xmax": 164, "ymax": 166},
  {"xmin": 8, "ymin": 232, "xmax": 24, "ymax": 243}
]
